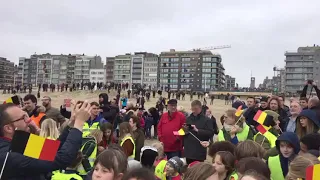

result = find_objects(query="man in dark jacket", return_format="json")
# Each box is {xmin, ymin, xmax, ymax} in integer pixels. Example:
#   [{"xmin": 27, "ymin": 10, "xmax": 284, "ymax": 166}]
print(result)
[
  {"xmin": 0, "ymin": 101, "xmax": 91, "ymax": 179},
  {"xmin": 183, "ymin": 100, "xmax": 214, "ymax": 165}
]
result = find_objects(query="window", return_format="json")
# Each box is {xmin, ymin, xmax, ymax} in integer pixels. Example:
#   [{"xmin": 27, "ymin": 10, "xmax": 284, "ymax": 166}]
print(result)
[
  {"xmin": 171, "ymin": 63, "xmax": 179, "ymax": 67},
  {"xmin": 161, "ymin": 58, "xmax": 169, "ymax": 62},
  {"xmin": 162, "ymin": 69, "xmax": 169, "ymax": 72},
  {"xmin": 170, "ymin": 74, "xmax": 178, "ymax": 78},
  {"xmin": 182, "ymin": 58, "xmax": 190, "ymax": 62},
  {"xmin": 171, "ymin": 58, "xmax": 179, "ymax": 62},
  {"xmin": 91, "ymin": 71, "xmax": 97, "ymax": 75},
  {"xmin": 171, "ymin": 69, "xmax": 179, "ymax": 73}
]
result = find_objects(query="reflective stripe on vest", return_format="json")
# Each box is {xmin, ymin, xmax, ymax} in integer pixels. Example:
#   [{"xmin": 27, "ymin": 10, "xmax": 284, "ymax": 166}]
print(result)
[
  {"xmin": 218, "ymin": 124, "xmax": 250, "ymax": 142},
  {"xmin": 77, "ymin": 139, "xmax": 97, "ymax": 175},
  {"xmin": 82, "ymin": 121, "xmax": 100, "ymax": 137},
  {"xmin": 120, "ymin": 136, "xmax": 136, "ymax": 158},
  {"xmin": 30, "ymin": 112, "xmax": 46, "ymax": 128},
  {"xmin": 254, "ymin": 131, "xmax": 277, "ymax": 148},
  {"xmin": 268, "ymin": 155, "xmax": 284, "ymax": 180},
  {"xmin": 51, "ymin": 172, "xmax": 83, "ymax": 180},
  {"xmin": 229, "ymin": 171, "xmax": 238, "ymax": 180},
  {"xmin": 155, "ymin": 160, "xmax": 167, "ymax": 180}
]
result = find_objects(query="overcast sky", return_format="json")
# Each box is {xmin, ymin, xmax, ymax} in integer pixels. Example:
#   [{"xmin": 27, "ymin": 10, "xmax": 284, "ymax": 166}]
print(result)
[{"xmin": 1, "ymin": 0, "xmax": 320, "ymax": 87}]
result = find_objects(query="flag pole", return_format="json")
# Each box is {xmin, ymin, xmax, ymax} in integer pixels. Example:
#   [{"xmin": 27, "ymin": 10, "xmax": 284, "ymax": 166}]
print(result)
[
  {"xmin": 0, "ymin": 151, "xmax": 10, "ymax": 179},
  {"xmin": 189, "ymin": 131, "xmax": 201, "ymax": 142}
]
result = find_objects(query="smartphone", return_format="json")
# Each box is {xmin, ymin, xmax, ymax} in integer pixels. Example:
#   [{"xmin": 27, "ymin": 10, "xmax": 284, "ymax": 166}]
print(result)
[{"xmin": 186, "ymin": 124, "xmax": 193, "ymax": 129}]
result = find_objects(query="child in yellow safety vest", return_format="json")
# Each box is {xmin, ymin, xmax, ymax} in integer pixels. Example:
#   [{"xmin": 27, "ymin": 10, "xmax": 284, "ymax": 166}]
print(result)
[
  {"xmin": 253, "ymin": 110, "xmax": 280, "ymax": 152},
  {"xmin": 51, "ymin": 151, "xmax": 83, "ymax": 180},
  {"xmin": 267, "ymin": 132, "xmax": 300, "ymax": 180},
  {"xmin": 217, "ymin": 108, "xmax": 254, "ymax": 145}
]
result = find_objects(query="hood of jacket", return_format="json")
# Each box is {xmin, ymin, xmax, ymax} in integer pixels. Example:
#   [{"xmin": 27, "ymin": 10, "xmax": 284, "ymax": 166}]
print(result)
[
  {"xmin": 99, "ymin": 93, "xmax": 109, "ymax": 106},
  {"xmin": 297, "ymin": 109, "xmax": 320, "ymax": 127},
  {"xmin": 276, "ymin": 132, "xmax": 300, "ymax": 154}
]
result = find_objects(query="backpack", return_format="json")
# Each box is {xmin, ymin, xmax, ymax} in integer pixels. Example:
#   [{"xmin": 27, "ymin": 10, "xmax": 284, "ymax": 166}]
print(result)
[{"xmin": 80, "ymin": 137, "xmax": 97, "ymax": 172}]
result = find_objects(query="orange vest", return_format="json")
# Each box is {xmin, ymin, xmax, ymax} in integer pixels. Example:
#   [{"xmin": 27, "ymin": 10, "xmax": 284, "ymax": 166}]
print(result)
[{"xmin": 31, "ymin": 112, "xmax": 46, "ymax": 128}]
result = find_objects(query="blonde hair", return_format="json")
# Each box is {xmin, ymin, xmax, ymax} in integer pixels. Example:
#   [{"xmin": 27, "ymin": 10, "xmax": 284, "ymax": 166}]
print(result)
[
  {"xmin": 152, "ymin": 142, "xmax": 165, "ymax": 160},
  {"xmin": 89, "ymin": 129, "xmax": 103, "ymax": 144},
  {"xmin": 286, "ymin": 153, "xmax": 320, "ymax": 180},
  {"xmin": 235, "ymin": 140, "xmax": 265, "ymax": 161},
  {"xmin": 39, "ymin": 118, "xmax": 60, "ymax": 140},
  {"xmin": 183, "ymin": 162, "xmax": 216, "ymax": 180},
  {"xmin": 225, "ymin": 108, "xmax": 245, "ymax": 125}
]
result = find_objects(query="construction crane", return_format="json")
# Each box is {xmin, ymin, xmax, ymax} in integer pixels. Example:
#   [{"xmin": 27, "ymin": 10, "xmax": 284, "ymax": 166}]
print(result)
[{"xmin": 190, "ymin": 45, "xmax": 231, "ymax": 51}]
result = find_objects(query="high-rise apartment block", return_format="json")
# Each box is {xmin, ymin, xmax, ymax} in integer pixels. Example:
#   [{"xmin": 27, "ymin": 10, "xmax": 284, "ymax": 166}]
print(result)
[
  {"xmin": 225, "ymin": 75, "xmax": 236, "ymax": 90},
  {"xmin": 106, "ymin": 57, "xmax": 115, "ymax": 82},
  {"xmin": 285, "ymin": 45, "xmax": 320, "ymax": 93},
  {"xmin": 0, "ymin": 57, "xmax": 15, "ymax": 87},
  {"xmin": 113, "ymin": 54, "xmax": 132, "ymax": 83},
  {"xmin": 159, "ymin": 49, "xmax": 225, "ymax": 91}
]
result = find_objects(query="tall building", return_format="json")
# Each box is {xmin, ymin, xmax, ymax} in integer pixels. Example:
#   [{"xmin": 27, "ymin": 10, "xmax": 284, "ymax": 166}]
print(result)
[
  {"xmin": 159, "ymin": 49, "xmax": 224, "ymax": 91},
  {"xmin": 0, "ymin": 57, "xmax": 15, "ymax": 87},
  {"xmin": 74, "ymin": 55, "xmax": 90, "ymax": 84},
  {"xmin": 89, "ymin": 55, "xmax": 103, "ymax": 69},
  {"xmin": 90, "ymin": 69, "xmax": 106, "ymax": 84},
  {"xmin": 106, "ymin": 57, "xmax": 115, "ymax": 82},
  {"xmin": 285, "ymin": 45, "xmax": 320, "ymax": 93},
  {"xmin": 142, "ymin": 53, "xmax": 158, "ymax": 88},
  {"xmin": 250, "ymin": 77, "xmax": 255, "ymax": 88},
  {"xmin": 51, "ymin": 55, "xmax": 68, "ymax": 84},
  {"xmin": 18, "ymin": 56, "xmax": 38, "ymax": 85},
  {"xmin": 14, "ymin": 65, "xmax": 20, "ymax": 85},
  {"xmin": 225, "ymin": 75, "xmax": 236, "ymax": 90},
  {"xmin": 113, "ymin": 54, "xmax": 131, "ymax": 83},
  {"xmin": 131, "ymin": 53, "xmax": 144, "ymax": 85},
  {"xmin": 66, "ymin": 55, "xmax": 76, "ymax": 84},
  {"xmin": 36, "ymin": 54, "xmax": 53, "ymax": 85}
]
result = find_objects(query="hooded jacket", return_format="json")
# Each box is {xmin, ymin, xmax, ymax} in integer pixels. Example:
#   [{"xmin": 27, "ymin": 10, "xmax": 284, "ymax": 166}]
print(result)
[
  {"xmin": 297, "ymin": 109, "xmax": 320, "ymax": 128},
  {"xmin": 274, "ymin": 132, "xmax": 300, "ymax": 177}
]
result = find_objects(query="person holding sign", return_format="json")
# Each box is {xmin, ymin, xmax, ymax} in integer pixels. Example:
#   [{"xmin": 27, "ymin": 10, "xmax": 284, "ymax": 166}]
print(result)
[{"xmin": 0, "ymin": 101, "xmax": 92, "ymax": 179}]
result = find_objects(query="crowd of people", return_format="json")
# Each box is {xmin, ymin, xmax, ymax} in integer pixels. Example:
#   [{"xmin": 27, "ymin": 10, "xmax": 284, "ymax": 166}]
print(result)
[{"xmin": 0, "ymin": 81, "xmax": 320, "ymax": 179}]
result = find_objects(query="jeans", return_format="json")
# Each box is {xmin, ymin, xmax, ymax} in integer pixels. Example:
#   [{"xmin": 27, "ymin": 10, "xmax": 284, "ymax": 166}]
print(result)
[{"xmin": 165, "ymin": 151, "xmax": 181, "ymax": 159}]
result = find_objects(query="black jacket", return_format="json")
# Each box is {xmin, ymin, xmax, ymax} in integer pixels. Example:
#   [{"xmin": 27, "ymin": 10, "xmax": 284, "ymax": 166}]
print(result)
[
  {"xmin": 0, "ymin": 127, "xmax": 82, "ymax": 180},
  {"xmin": 184, "ymin": 113, "xmax": 214, "ymax": 160}
]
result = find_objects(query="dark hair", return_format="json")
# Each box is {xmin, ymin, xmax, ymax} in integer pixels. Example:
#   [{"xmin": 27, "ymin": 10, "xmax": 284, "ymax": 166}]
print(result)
[
  {"xmin": 240, "ymin": 170, "xmax": 269, "ymax": 180},
  {"xmin": 100, "ymin": 122, "xmax": 113, "ymax": 131},
  {"xmin": 119, "ymin": 122, "xmax": 132, "ymax": 137},
  {"xmin": 23, "ymin": 94, "xmax": 37, "ymax": 104},
  {"xmin": 300, "ymin": 133, "xmax": 320, "ymax": 151},
  {"xmin": 208, "ymin": 141, "xmax": 235, "ymax": 157},
  {"xmin": 267, "ymin": 97, "xmax": 281, "ymax": 110},
  {"xmin": 246, "ymin": 96, "xmax": 255, "ymax": 100},
  {"xmin": 122, "ymin": 168, "xmax": 156, "ymax": 180},
  {"xmin": 90, "ymin": 101, "xmax": 100, "ymax": 107},
  {"xmin": 191, "ymin": 100, "xmax": 202, "ymax": 107},
  {"xmin": 236, "ymin": 157, "xmax": 270, "ymax": 179},
  {"xmin": 278, "ymin": 95, "xmax": 285, "ymax": 101},
  {"xmin": 300, "ymin": 97, "xmax": 309, "ymax": 102},
  {"xmin": 94, "ymin": 149, "xmax": 128, "ymax": 176},
  {"xmin": 215, "ymin": 151, "xmax": 236, "ymax": 175},
  {"xmin": 0, "ymin": 103, "xmax": 17, "ymax": 136}
]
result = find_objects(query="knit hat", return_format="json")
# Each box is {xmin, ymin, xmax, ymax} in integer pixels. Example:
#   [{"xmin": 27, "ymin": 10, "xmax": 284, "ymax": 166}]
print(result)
[
  {"xmin": 140, "ymin": 146, "xmax": 158, "ymax": 168},
  {"xmin": 264, "ymin": 110, "xmax": 280, "ymax": 127},
  {"xmin": 166, "ymin": 156, "xmax": 184, "ymax": 173}
]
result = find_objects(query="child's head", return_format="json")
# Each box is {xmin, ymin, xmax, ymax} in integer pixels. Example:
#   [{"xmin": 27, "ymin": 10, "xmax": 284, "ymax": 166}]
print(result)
[
  {"xmin": 100, "ymin": 122, "xmax": 113, "ymax": 139},
  {"xmin": 208, "ymin": 141, "xmax": 235, "ymax": 158},
  {"xmin": 224, "ymin": 108, "xmax": 237, "ymax": 125},
  {"xmin": 276, "ymin": 132, "xmax": 300, "ymax": 158},
  {"xmin": 90, "ymin": 129, "xmax": 104, "ymax": 144},
  {"xmin": 152, "ymin": 142, "xmax": 165, "ymax": 160},
  {"xmin": 165, "ymin": 156, "xmax": 185, "ymax": 176},
  {"xmin": 119, "ymin": 122, "xmax": 132, "ymax": 137},
  {"xmin": 286, "ymin": 153, "xmax": 320, "ymax": 180},
  {"xmin": 122, "ymin": 168, "xmax": 155, "ymax": 180},
  {"xmin": 212, "ymin": 151, "xmax": 235, "ymax": 176},
  {"xmin": 239, "ymin": 170, "xmax": 269, "ymax": 180},
  {"xmin": 92, "ymin": 149, "xmax": 128, "ymax": 180},
  {"xmin": 183, "ymin": 162, "xmax": 217, "ymax": 180},
  {"xmin": 39, "ymin": 118, "xmax": 59, "ymax": 139},
  {"xmin": 129, "ymin": 115, "xmax": 140, "ymax": 129},
  {"xmin": 296, "ymin": 109, "xmax": 319, "ymax": 138},
  {"xmin": 140, "ymin": 146, "xmax": 158, "ymax": 168},
  {"xmin": 300, "ymin": 133, "xmax": 320, "ymax": 154},
  {"xmin": 235, "ymin": 140, "xmax": 265, "ymax": 161},
  {"xmin": 236, "ymin": 157, "xmax": 270, "ymax": 179}
]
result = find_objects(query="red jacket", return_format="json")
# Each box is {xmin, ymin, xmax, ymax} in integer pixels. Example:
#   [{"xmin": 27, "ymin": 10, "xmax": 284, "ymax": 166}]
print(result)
[{"xmin": 158, "ymin": 111, "xmax": 186, "ymax": 152}]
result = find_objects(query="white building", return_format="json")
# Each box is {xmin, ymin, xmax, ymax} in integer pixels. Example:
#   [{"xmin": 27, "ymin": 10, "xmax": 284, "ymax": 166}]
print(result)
[
  {"xmin": 74, "ymin": 55, "xmax": 90, "ymax": 84},
  {"xmin": 113, "ymin": 54, "xmax": 131, "ymax": 83},
  {"xmin": 90, "ymin": 69, "xmax": 106, "ymax": 84}
]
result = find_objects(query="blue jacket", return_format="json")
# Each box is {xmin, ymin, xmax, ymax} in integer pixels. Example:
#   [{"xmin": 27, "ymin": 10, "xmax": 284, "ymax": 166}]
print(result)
[
  {"xmin": 0, "ymin": 127, "xmax": 82, "ymax": 180},
  {"xmin": 275, "ymin": 132, "xmax": 300, "ymax": 177},
  {"xmin": 86, "ymin": 113, "xmax": 108, "ymax": 126},
  {"xmin": 297, "ymin": 109, "xmax": 320, "ymax": 128}
]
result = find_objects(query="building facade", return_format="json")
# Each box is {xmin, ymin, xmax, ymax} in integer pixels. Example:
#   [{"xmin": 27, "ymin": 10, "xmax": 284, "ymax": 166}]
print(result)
[
  {"xmin": 74, "ymin": 55, "xmax": 90, "ymax": 84},
  {"xmin": 225, "ymin": 75, "xmax": 236, "ymax": 90},
  {"xmin": 285, "ymin": 45, "xmax": 320, "ymax": 93},
  {"xmin": 113, "ymin": 54, "xmax": 131, "ymax": 83},
  {"xmin": 159, "ymin": 49, "xmax": 224, "ymax": 91},
  {"xmin": 36, "ymin": 54, "xmax": 53, "ymax": 85},
  {"xmin": 106, "ymin": 57, "xmax": 115, "ymax": 82},
  {"xmin": 142, "ymin": 53, "xmax": 159, "ymax": 88},
  {"xmin": 66, "ymin": 55, "xmax": 76, "ymax": 84},
  {"xmin": 250, "ymin": 77, "xmax": 256, "ymax": 89},
  {"xmin": 131, "ymin": 53, "xmax": 144, "ymax": 85},
  {"xmin": 0, "ymin": 57, "xmax": 15, "ymax": 87},
  {"xmin": 90, "ymin": 69, "xmax": 106, "ymax": 84}
]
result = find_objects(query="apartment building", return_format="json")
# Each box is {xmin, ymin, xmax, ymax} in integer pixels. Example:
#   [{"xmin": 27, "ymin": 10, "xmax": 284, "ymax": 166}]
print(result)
[
  {"xmin": 36, "ymin": 54, "xmax": 53, "ymax": 85},
  {"xmin": 131, "ymin": 53, "xmax": 144, "ymax": 85},
  {"xmin": 89, "ymin": 55, "xmax": 103, "ymax": 69},
  {"xmin": 90, "ymin": 69, "xmax": 106, "ymax": 84},
  {"xmin": 106, "ymin": 57, "xmax": 115, "ymax": 82},
  {"xmin": 18, "ymin": 56, "xmax": 37, "ymax": 85},
  {"xmin": 74, "ymin": 55, "xmax": 90, "ymax": 84},
  {"xmin": 14, "ymin": 65, "xmax": 20, "ymax": 85},
  {"xmin": 67, "ymin": 55, "xmax": 76, "ymax": 84},
  {"xmin": 141, "ymin": 53, "xmax": 158, "ymax": 87},
  {"xmin": 285, "ymin": 45, "xmax": 320, "ymax": 93},
  {"xmin": 113, "ymin": 54, "xmax": 131, "ymax": 83},
  {"xmin": 159, "ymin": 49, "xmax": 224, "ymax": 91},
  {"xmin": 225, "ymin": 75, "xmax": 236, "ymax": 90},
  {"xmin": 51, "ymin": 55, "xmax": 68, "ymax": 84},
  {"xmin": 0, "ymin": 57, "xmax": 15, "ymax": 87}
]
